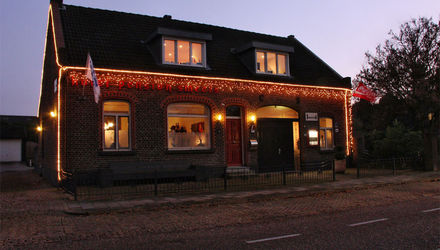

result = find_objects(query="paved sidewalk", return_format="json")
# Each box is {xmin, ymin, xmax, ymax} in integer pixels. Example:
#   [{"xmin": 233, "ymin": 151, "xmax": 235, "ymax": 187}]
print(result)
[{"xmin": 64, "ymin": 171, "xmax": 440, "ymax": 215}]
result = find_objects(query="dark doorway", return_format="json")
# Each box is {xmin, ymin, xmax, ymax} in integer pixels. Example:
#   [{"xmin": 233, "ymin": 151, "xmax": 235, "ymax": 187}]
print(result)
[{"xmin": 257, "ymin": 118, "xmax": 294, "ymax": 171}]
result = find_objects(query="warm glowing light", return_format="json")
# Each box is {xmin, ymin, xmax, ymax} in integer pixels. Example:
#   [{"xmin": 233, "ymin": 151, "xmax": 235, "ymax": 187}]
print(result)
[
  {"xmin": 50, "ymin": 111, "xmax": 57, "ymax": 117},
  {"xmin": 37, "ymin": 126, "xmax": 42, "ymax": 132},
  {"xmin": 250, "ymin": 115, "xmax": 256, "ymax": 122},
  {"xmin": 216, "ymin": 114, "xmax": 223, "ymax": 121},
  {"xmin": 309, "ymin": 129, "xmax": 318, "ymax": 138},
  {"xmin": 104, "ymin": 122, "xmax": 114, "ymax": 130}
]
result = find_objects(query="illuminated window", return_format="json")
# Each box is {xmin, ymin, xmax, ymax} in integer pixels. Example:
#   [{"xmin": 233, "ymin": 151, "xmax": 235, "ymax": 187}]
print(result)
[
  {"xmin": 256, "ymin": 50, "xmax": 288, "ymax": 75},
  {"xmin": 103, "ymin": 101, "xmax": 130, "ymax": 151},
  {"xmin": 163, "ymin": 38, "xmax": 205, "ymax": 66},
  {"xmin": 167, "ymin": 103, "xmax": 211, "ymax": 150},
  {"xmin": 308, "ymin": 129, "xmax": 319, "ymax": 146},
  {"xmin": 319, "ymin": 117, "xmax": 334, "ymax": 150}
]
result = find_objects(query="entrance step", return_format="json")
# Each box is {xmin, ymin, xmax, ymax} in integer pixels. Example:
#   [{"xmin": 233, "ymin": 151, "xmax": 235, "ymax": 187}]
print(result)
[{"xmin": 226, "ymin": 166, "xmax": 256, "ymax": 176}]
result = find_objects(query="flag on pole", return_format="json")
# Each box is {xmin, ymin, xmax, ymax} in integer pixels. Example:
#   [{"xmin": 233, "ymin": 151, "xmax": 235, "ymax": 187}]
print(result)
[
  {"xmin": 353, "ymin": 82, "xmax": 377, "ymax": 103},
  {"xmin": 86, "ymin": 53, "xmax": 100, "ymax": 104}
]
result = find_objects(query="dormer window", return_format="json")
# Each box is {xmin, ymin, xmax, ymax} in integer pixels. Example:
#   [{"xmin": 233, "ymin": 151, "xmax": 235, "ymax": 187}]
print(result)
[
  {"xmin": 163, "ymin": 38, "xmax": 205, "ymax": 67},
  {"xmin": 256, "ymin": 50, "xmax": 289, "ymax": 75}
]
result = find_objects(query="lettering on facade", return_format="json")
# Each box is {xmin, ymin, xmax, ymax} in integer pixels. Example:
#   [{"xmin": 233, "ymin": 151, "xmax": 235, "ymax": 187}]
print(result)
[{"xmin": 70, "ymin": 77, "xmax": 220, "ymax": 94}]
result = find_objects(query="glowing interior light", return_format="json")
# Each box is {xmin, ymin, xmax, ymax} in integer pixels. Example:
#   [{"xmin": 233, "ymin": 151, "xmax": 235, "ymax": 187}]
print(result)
[
  {"xmin": 50, "ymin": 111, "xmax": 57, "ymax": 117},
  {"xmin": 309, "ymin": 129, "xmax": 318, "ymax": 138},
  {"xmin": 104, "ymin": 122, "xmax": 114, "ymax": 130},
  {"xmin": 250, "ymin": 115, "xmax": 256, "ymax": 122},
  {"xmin": 216, "ymin": 114, "xmax": 223, "ymax": 121},
  {"xmin": 37, "ymin": 126, "xmax": 43, "ymax": 132}
]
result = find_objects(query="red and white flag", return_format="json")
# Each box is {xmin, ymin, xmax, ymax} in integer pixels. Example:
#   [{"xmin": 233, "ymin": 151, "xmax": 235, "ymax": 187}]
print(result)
[
  {"xmin": 86, "ymin": 53, "xmax": 100, "ymax": 104},
  {"xmin": 353, "ymin": 82, "xmax": 377, "ymax": 103}
]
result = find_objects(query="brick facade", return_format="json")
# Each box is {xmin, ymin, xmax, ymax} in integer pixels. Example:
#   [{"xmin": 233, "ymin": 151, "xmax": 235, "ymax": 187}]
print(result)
[
  {"xmin": 44, "ymin": 70, "xmax": 350, "ymax": 183},
  {"xmin": 38, "ymin": 1, "xmax": 353, "ymax": 185}
]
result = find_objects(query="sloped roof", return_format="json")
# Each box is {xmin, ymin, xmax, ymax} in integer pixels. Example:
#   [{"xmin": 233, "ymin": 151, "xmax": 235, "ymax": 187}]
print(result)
[{"xmin": 55, "ymin": 4, "xmax": 349, "ymax": 88}]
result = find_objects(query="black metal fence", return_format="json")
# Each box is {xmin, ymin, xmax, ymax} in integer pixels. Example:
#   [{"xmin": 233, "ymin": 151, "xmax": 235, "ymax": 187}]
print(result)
[
  {"xmin": 351, "ymin": 155, "xmax": 424, "ymax": 178},
  {"xmin": 61, "ymin": 161, "xmax": 335, "ymax": 201}
]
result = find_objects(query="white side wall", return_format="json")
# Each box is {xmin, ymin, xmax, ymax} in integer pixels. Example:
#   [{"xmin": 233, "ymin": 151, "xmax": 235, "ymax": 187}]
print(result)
[{"xmin": 0, "ymin": 139, "xmax": 22, "ymax": 162}]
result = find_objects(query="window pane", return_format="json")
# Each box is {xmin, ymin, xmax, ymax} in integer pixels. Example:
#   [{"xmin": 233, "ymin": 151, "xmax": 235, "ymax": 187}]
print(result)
[
  {"xmin": 191, "ymin": 42, "xmax": 203, "ymax": 65},
  {"xmin": 177, "ymin": 40, "xmax": 190, "ymax": 64},
  {"xmin": 267, "ymin": 52, "xmax": 276, "ymax": 74},
  {"xmin": 104, "ymin": 101, "xmax": 129, "ymax": 113},
  {"xmin": 309, "ymin": 129, "xmax": 318, "ymax": 146},
  {"xmin": 167, "ymin": 103, "xmax": 211, "ymax": 150},
  {"xmin": 168, "ymin": 117, "xmax": 210, "ymax": 149},
  {"xmin": 319, "ymin": 118, "xmax": 333, "ymax": 128},
  {"xmin": 256, "ymin": 52, "xmax": 265, "ymax": 72},
  {"xmin": 104, "ymin": 116, "xmax": 116, "ymax": 149},
  {"xmin": 326, "ymin": 130, "xmax": 333, "ymax": 148},
  {"xmin": 277, "ymin": 54, "xmax": 286, "ymax": 74},
  {"xmin": 164, "ymin": 40, "xmax": 175, "ymax": 63},
  {"xmin": 226, "ymin": 106, "xmax": 241, "ymax": 117},
  {"xmin": 168, "ymin": 103, "xmax": 208, "ymax": 116},
  {"xmin": 118, "ymin": 116, "xmax": 129, "ymax": 149},
  {"xmin": 319, "ymin": 129, "xmax": 325, "ymax": 148}
]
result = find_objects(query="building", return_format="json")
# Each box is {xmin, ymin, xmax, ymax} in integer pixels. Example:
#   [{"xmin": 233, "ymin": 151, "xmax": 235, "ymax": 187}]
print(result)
[
  {"xmin": 0, "ymin": 115, "xmax": 38, "ymax": 163},
  {"xmin": 38, "ymin": 0, "xmax": 352, "ymax": 185}
]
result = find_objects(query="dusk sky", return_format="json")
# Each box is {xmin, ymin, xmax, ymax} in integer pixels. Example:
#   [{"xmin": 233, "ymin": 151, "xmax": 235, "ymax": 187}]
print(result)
[{"xmin": 0, "ymin": 0, "xmax": 439, "ymax": 116}]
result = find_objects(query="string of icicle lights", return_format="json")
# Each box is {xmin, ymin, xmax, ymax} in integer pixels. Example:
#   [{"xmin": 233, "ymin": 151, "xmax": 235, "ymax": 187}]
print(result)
[{"xmin": 68, "ymin": 71, "xmax": 348, "ymax": 101}]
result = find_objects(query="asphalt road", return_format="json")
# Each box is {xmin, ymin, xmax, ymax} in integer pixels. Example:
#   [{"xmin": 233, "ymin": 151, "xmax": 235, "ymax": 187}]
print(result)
[
  {"xmin": 1, "ymin": 170, "xmax": 439, "ymax": 249},
  {"xmin": 64, "ymin": 196, "xmax": 440, "ymax": 249}
]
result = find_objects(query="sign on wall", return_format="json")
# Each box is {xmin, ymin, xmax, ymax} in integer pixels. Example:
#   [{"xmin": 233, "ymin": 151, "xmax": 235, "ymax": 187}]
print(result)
[{"xmin": 305, "ymin": 112, "xmax": 318, "ymax": 121}]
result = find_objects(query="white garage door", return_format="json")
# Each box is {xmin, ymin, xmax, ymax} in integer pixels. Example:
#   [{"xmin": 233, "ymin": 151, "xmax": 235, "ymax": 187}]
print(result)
[{"xmin": 0, "ymin": 139, "xmax": 22, "ymax": 162}]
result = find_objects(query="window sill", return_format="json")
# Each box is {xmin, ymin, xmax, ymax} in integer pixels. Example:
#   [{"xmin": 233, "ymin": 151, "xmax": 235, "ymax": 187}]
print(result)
[
  {"xmin": 319, "ymin": 148, "xmax": 335, "ymax": 154},
  {"xmin": 256, "ymin": 72, "xmax": 290, "ymax": 77},
  {"xmin": 98, "ymin": 150, "xmax": 136, "ymax": 156},
  {"xmin": 166, "ymin": 149, "xmax": 214, "ymax": 154},
  {"xmin": 162, "ymin": 62, "xmax": 207, "ymax": 69}
]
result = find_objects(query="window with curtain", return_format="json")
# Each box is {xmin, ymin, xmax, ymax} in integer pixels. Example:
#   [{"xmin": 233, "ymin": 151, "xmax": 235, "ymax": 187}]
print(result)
[
  {"xmin": 256, "ymin": 50, "xmax": 288, "ymax": 75},
  {"xmin": 163, "ymin": 38, "xmax": 205, "ymax": 67},
  {"xmin": 103, "ymin": 100, "xmax": 130, "ymax": 151},
  {"xmin": 319, "ymin": 117, "xmax": 334, "ymax": 150},
  {"xmin": 167, "ymin": 103, "xmax": 211, "ymax": 150}
]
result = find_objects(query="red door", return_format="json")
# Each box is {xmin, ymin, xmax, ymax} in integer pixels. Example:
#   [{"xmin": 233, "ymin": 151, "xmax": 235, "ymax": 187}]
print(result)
[{"xmin": 226, "ymin": 119, "xmax": 242, "ymax": 166}]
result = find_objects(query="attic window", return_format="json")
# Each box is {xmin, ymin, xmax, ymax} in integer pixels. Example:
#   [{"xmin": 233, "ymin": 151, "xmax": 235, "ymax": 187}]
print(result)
[
  {"xmin": 256, "ymin": 50, "xmax": 289, "ymax": 75},
  {"xmin": 163, "ymin": 38, "xmax": 205, "ymax": 67}
]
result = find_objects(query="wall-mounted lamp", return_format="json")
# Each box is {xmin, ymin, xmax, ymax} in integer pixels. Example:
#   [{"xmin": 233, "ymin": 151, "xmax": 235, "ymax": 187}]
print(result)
[
  {"xmin": 216, "ymin": 114, "xmax": 223, "ymax": 122},
  {"xmin": 249, "ymin": 115, "xmax": 256, "ymax": 123},
  {"xmin": 36, "ymin": 126, "xmax": 42, "ymax": 132},
  {"xmin": 50, "ymin": 111, "xmax": 57, "ymax": 118}
]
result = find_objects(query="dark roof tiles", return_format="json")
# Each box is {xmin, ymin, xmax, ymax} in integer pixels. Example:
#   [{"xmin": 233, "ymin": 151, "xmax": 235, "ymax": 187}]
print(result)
[{"xmin": 57, "ymin": 4, "xmax": 349, "ymax": 88}]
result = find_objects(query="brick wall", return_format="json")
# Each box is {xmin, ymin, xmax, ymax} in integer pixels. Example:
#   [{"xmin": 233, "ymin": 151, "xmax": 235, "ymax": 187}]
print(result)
[
  {"xmin": 38, "ymin": 16, "xmax": 60, "ymax": 185},
  {"xmin": 59, "ymin": 70, "xmax": 350, "ymax": 175}
]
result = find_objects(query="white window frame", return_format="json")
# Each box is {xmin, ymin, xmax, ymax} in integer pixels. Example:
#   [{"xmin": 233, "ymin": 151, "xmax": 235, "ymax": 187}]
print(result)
[
  {"xmin": 162, "ymin": 37, "xmax": 206, "ymax": 67},
  {"xmin": 319, "ymin": 117, "xmax": 334, "ymax": 150},
  {"xmin": 103, "ymin": 101, "xmax": 131, "ymax": 151},
  {"xmin": 167, "ymin": 103, "xmax": 211, "ymax": 151},
  {"xmin": 255, "ymin": 50, "xmax": 289, "ymax": 76}
]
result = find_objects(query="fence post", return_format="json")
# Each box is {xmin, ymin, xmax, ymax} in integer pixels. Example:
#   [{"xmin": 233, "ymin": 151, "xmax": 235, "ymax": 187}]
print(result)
[
  {"xmin": 332, "ymin": 160, "xmax": 336, "ymax": 181},
  {"xmin": 357, "ymin": 162, "xmax": 360, "ymax": 179},
  {"xmin": 73, "ymin": 170, "xmax": 77, "ymax": 201},
  {"xmin": 154, "ymin": 169, "xmax": 158, "ymax": 196},
  {"xmin": 393, "ymin": 158, "xmax": 396, "ymax": 176},
  {"xmin": 223, "ymin": 166, "xmax": 227, "ymax": 191},
  {"xmin": 283, "ymin": 165, "xmax": 286, "ymax": 185}
]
